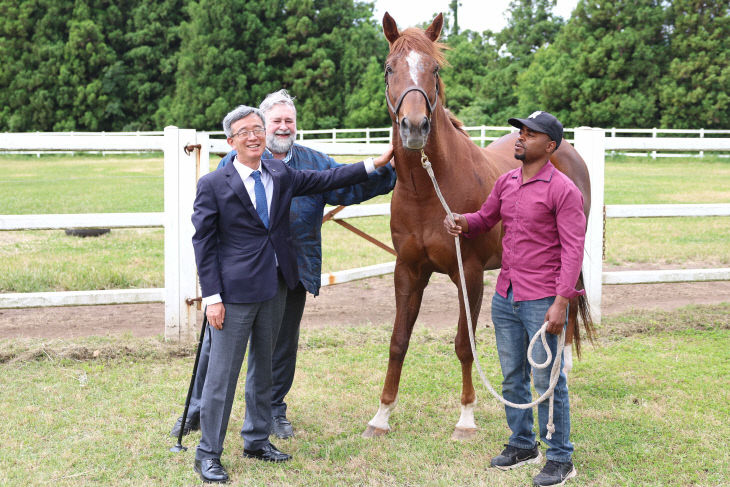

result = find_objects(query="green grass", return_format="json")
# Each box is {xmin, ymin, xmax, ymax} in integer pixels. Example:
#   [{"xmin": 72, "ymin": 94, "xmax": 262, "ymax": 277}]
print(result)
[
  {"xmin": 1, "ymin": 154, "xmax": 729, "ymax": 292},
  {"xmin": 603, "ymin": 155, "xmax": 730, "ymax": 204},
  {"xmin": 0, "ymin": 153, "xmax": 163, "ymax": 214},
  {"xmin": 1, "ymin": 305, "xmax": 728, "ymax": 486}
]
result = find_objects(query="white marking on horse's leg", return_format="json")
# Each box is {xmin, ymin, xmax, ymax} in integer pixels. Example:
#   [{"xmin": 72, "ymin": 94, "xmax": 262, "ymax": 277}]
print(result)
[
  {"xmin": 563, "ymin": 347, "xmax": 573, "ymax": 380},
  {"xmin": 368, "ymin": 399, "xmax": 398, "ymax": 431},
  {"xmin": 406, "ymin": 51, "xmax": 422, "ymax": 85},
  {"xmin": 455, "ymin": 399, "xmax": 477, "ymax": 430}
]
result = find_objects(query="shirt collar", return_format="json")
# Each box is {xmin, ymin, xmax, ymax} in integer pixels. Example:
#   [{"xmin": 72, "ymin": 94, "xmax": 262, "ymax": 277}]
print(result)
[
  {"xmin": 512, "ymin": 160, "xmax": 556, "ymax": 184},
  {"xmin": 263, "ymin": 146, "xmax": 293, "ymax": 165},
  {"xmin": 233, "ymin": 156, "xmax": 262, "ymax": 179}
]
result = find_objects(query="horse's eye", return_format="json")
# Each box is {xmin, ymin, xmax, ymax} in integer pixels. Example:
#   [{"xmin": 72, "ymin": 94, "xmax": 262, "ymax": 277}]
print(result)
[
  {"xmin": 385, "ymin": 65, "xmax": 393, "ymax": 74},
  {"xmin": 434, "ymin": 66, "xmax": 440, "ymax": 75}
]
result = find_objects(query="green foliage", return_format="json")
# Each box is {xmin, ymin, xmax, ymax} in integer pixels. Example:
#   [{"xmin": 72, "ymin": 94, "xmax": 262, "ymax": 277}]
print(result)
[
  {"xmin": 657, "ymin": 0, "xmax": 730, "ymax": 128},
  {"xmin": 441, "ymin": 31, "xmax": 497, "ymax": 124},
  {"xmin": 1, "ymin": 0, "xmax": 729, "ymax": 131},
  {"xmin": 0, "ymin": 0, "xmax": 181, "ymax": 132},
  {"xmin": 517, "ymin": 0, "xmax": 669, "ymax": 127},
  {"xmin": 343, "ymin": 56, "xmax": 391, "ymax": 128},
  {"xmin": 163, "ymin": 0, "xmax": 385, "ymax": 131}
]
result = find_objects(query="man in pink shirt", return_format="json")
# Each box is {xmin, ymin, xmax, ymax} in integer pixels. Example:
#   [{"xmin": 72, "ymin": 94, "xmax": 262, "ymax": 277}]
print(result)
[{"xmin": 444, "ymin": 111, "xmax": 584, "ymax": 487}]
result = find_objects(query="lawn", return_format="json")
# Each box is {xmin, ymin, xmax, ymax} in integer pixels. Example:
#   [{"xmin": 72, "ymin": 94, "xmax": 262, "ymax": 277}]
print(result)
[
  {"xmin": 1, "ymin": 304, "xmax": 728, "ymax": 486},
  {"xmin": 1, "ymin": 153, "xmax": 729, "ymax": 292}
]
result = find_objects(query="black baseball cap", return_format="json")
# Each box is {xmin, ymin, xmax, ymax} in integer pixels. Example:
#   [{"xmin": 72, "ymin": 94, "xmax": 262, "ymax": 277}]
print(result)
[{"xmin": 508, "ymin": 111, "xmax": 563, "ymax": 149}]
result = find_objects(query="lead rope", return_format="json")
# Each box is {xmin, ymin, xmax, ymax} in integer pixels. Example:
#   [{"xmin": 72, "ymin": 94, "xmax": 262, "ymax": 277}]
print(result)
[{"xmin": 419, "ymin": 150, "xmax": 564, "ymax": 439}]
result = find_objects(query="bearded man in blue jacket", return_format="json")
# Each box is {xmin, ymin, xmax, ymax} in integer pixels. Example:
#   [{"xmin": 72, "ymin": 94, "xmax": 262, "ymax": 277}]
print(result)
[{"xmin": 171, "ymin": 90, "xmax": 396, "ymax": 444}]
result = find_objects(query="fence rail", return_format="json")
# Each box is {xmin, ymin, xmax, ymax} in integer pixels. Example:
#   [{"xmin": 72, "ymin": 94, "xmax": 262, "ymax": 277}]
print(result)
[{"xmin": 2, "ymin": 128, "xmax": 729, "ymax": 337}]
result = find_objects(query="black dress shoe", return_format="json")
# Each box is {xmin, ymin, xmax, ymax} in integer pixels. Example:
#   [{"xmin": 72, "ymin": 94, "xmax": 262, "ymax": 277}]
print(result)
[
  {"xmin": 193, "ymin": 458, "xmax": 229, "ymax": 484},
  {"xmin": 271, "ymin": 415, "xmax": 294, "ymax": 439},
  {"xmin": 170, "ymin": 415, "xmax": 200, "ymax": 437},
  {"xmin": 243, "ymin": 442, "xmax": 292, "ymax": 462}
]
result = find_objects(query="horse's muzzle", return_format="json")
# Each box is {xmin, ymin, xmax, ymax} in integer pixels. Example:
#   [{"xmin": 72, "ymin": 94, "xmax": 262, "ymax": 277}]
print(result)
[{"xmin": 399, "ymin": 116, "xmax": 430, "ymax": 150}]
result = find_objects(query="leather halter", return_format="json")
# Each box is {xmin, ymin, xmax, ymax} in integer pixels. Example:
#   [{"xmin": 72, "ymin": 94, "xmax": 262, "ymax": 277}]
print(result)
[{"xmin": 385, "ymin": 69, "xmax": 440, "ymax": 125}]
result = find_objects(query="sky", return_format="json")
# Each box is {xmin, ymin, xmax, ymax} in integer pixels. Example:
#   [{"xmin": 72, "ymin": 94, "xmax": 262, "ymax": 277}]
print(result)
[{"xmin": 372, "ymin": 0, "xmax": 580, "ymax": 34}]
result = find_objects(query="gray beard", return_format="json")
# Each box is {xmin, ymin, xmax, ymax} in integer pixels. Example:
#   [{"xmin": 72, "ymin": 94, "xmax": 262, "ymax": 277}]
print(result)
[{"xmin": 267, "ymin": 132, "xmax": 295, "ymax": 155}]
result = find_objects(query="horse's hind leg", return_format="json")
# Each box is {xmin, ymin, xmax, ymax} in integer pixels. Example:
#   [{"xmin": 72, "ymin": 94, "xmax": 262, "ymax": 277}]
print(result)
[
  {"xmin": 450, "ymin": 262, "xmax": 484, "ymax": 440},
  {"xmin": 363, "ymin": 260, "xmax": 431, "ymax": 437}
]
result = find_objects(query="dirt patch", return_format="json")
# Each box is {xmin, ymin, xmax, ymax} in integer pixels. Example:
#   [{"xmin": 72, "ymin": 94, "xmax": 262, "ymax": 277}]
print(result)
[{"xmin": 2, "ymin": 272, "xmax": 729, "ymax": 339}]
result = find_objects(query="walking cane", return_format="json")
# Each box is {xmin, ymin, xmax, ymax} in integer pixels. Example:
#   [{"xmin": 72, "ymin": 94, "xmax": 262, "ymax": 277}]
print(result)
[{"xmin": 170, "ymin": 309, "xmax": 208, "ymax": 453}]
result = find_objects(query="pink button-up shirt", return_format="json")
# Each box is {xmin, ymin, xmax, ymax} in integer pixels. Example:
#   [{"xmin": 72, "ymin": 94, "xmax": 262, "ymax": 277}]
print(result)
[{"xmin": 463, "ymin": 161, "xmax": 586, "ymax": 302}]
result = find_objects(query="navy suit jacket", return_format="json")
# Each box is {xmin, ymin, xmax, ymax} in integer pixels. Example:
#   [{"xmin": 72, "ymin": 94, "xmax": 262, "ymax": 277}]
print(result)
[{"xmin": 192, "ymin": 158, "xmax": 369, "ymax": 303}]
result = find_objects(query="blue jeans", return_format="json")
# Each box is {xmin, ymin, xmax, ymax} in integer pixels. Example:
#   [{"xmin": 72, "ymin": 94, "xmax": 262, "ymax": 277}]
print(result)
[{"xmin": 491, "ymin": 287, "xmax": 573, "ymax": 462}]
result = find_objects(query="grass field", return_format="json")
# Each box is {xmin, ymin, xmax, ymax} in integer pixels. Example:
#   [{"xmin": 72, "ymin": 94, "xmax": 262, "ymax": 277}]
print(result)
[
  {"xmin": 1, "ymin": 305, "xmax": 728, "ymax": 486},
  {"xmin": 1, "ymin": 153, "xmax": 729, "ymax": 292}
]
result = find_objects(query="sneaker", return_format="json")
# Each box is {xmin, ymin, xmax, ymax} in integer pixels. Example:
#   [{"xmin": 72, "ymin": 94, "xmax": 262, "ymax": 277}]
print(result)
[
  {"xmin": 490, "ymin": 443, "xmax": 542, "ymax": 470},
  {"xmin": 170, "ymin": 415, "xmax": 200, "ymax": 437},
  {"xmin": 533, "ymin": 459, "xmax": 577, "ymax": 486}
]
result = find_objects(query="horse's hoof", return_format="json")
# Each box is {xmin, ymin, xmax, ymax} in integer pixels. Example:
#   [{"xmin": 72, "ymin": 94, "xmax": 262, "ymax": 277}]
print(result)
[
  {"xmin": 362, "ymin": 425, "xmax": 389, "ymax": 438},
  {"xmin": 451, "ymin": 427, "xmax": 477, "ymax": 441}
]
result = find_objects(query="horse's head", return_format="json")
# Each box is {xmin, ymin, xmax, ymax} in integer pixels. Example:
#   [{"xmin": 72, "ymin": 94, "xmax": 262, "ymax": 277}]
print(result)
[{"xmin": 383, "ymin": 12, "xmax": 445, "ymax": 151}]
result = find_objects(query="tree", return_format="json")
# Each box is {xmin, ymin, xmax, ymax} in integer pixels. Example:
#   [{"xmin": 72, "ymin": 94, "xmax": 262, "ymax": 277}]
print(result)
[
  {"xmin": 0, "ymin": 0, "xmax": 73, "ymax": 131},
  {"xmin": 516, "ymin": 0, "xmax": 669, "ymax": 128},
  {"xmin": 343, "ymin": 56, "xmax": 390, "ymax": 128},
  {"xmin": 121, "ymin": 0, "xmax": 184, "ymax": 130},
  {"xmin": 484, "ymin": 0, "xmax": 564, "ymax": 124},
  {"xmin": 658, "ymin": 0, "xmax": 730, "ymax": 128},
  {"xmin": 161, "ymin": 0, "xmax": 385, "ymax": 131},
  {"xmin": 441, "ymin": 30, "xmax": 499, "ymax": 125}
]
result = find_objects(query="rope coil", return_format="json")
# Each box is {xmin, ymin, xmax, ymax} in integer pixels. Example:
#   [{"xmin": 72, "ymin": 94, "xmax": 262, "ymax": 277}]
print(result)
[{"xmin": 420, "ymin": 150, "xmax": 565, "ymax": 439}]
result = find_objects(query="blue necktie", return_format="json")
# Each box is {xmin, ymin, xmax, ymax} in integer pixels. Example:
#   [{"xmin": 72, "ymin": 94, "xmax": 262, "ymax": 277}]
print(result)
[{"xmin": 251, "ymin": 170, "xmax": 269, "ymax": 228}]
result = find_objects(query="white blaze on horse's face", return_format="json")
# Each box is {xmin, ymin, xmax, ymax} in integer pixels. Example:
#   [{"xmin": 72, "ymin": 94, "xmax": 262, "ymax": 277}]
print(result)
[{"xmin": 406, "ymin": 51, "xmax": 423, "ymax": 85}]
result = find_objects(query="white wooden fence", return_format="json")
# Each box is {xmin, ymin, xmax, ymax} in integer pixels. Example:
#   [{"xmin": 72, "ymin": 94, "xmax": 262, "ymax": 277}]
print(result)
[
  {"xmin": 1, "ymin": 128, "xmax": 729, "ymax": 339},
  {"xmin": 573, "ymin": 128, "xmax": 730, "ymax": 323}
]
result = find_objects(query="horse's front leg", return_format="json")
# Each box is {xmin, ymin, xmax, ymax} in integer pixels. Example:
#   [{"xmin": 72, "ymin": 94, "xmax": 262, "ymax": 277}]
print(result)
[
  {"xmin": 450, "ymin": 259, "xmax": 484, "ymax": 440},
  {"xmin": 363, "ymin": 259, "xmax": 431, "ymax": 437}
]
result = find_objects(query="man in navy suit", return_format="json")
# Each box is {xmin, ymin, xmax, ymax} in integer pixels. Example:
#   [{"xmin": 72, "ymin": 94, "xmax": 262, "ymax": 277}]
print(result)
[{"xmin": 191, "ymin": 104, "xmax": 393, "ymax": 483}]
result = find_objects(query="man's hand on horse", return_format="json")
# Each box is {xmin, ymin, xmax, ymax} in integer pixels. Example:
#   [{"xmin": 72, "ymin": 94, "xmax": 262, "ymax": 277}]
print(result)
[
  {"xmin": 443, "ymin": 213, "xmax": 468, "ymax": 236},
  {"xmin": 544, "ymin": 295, "xmax": 569, "ymax": 334},
  {"xmin": 373, "ymin": 143, "xmax": 395, "ymax": 168},
  {"xmin": 207, "ymin": 302, "xmax": 225, "ymax": 330}
]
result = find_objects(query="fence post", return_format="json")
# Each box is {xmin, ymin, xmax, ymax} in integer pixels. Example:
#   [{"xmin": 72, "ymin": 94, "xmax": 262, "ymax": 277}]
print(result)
[
  {"xmin": 699, "ymin": 128, "xmax": 704, "ymax": 158},
  {"xmin": 480, "ymin": 126, "xmax": 486, "ymax": 147},
  {"xmin": 651, "ymin": 127, "xmax": 657, "ymax": 159},
  {"xmin": 574, "ymin": 127, "xmax": 605, "ymax": 323},
  {"xmin": 163, "ymin": 126, "xmax": 199, "ymax": 341}
]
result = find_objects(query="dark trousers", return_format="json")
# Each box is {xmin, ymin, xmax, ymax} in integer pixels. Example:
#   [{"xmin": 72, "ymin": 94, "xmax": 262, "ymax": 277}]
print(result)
[
  {"xmin": 195, "ymin": 277, "xmax": 286, "ymax": 460},
  {"xmin": 269, "ymin": 283, "xmax": 307, "ymax": 418}
]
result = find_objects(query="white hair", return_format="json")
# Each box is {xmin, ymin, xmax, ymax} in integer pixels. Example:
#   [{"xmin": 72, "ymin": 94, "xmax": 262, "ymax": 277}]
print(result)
[{"xmin": 259, "ymin": 89, "xmax": 297, "ymax": 117}]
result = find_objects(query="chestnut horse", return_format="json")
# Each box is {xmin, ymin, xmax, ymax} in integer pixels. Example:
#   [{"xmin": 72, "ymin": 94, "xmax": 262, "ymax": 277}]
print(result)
[{"xmin": 362, "ymin": 12, "xmax": 594, "ymax": 439}]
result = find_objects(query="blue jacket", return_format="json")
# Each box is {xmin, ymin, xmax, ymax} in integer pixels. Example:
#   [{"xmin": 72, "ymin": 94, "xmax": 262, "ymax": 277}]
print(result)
[
  {"xmin": 217, "ymin": 144, "xmax": 396, "ymax": 295},
  {"xmin": 193, "ymin": 158, "xmax": 371, "ymax": 303}
]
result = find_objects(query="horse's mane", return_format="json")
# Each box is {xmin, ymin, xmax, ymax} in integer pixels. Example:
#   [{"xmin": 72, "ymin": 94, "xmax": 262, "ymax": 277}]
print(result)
[
  {"xmin": 445, "ymin": 108, "xmax": 468, "ymax": 136},
  {"xmin": 388, "ymin": 28, "xmax": 468, "ymax": 136}
]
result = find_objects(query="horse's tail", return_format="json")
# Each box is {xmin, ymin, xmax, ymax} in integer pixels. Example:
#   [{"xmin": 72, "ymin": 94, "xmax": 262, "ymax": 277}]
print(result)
[{"xmin": 567, "ymin": 271, "xmax": 595, "ymax": 358}]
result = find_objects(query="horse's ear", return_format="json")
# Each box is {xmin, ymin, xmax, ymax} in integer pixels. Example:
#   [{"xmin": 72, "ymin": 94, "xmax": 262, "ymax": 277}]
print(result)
[
  {"xmin": 383, "ymin": 12, "xmax": 400, "ymax": 44},
  {"xmin": 425, "ymin": 13, "xmax": 444, "ymax": 42}
]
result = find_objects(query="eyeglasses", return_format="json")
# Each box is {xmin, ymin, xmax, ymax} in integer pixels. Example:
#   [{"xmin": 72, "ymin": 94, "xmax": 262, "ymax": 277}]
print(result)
[{"xmin": 231, "ymin": 127, "xmax": 265, "ymax": 138}]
